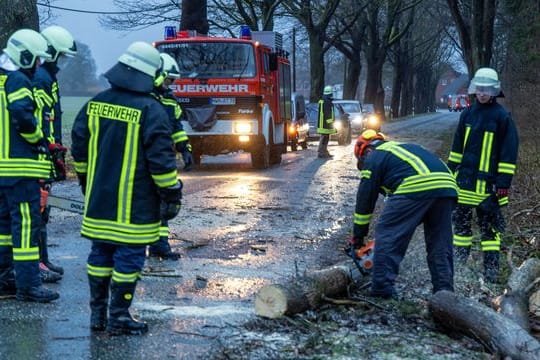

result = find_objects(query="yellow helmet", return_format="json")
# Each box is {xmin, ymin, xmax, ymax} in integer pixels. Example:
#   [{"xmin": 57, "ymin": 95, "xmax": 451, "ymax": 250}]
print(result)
[
  {"xmin": 3, "ymin": 29, "xmax": 51, "ymax": 69},
  {"xmin": 41, "ymin": 25, "xmax": 77, "ymax": 62}
]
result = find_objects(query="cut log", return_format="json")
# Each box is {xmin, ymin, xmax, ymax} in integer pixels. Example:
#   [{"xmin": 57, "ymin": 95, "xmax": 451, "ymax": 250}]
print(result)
[
  {"xmin": 254, "ymin": 264, "xmax": 362, "ymax": 318},
  {"xmin": 429, "ymin": 290, "xmax": 540, "ymax": 359},
  {"xmin": 506, "ymin": 258, "xmax": 540, "ymax": 292}
]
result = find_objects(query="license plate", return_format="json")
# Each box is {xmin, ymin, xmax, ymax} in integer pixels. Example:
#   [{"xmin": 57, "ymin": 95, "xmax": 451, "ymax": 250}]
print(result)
[{"xmin": 211, "ymin": 97, "xmax": 236, "ymax": 105}]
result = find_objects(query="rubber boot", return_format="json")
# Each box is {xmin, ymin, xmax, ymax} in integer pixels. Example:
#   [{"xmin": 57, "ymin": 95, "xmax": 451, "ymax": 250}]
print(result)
[
  {"xmin": 39, "ymin": 262, "xmax": 62, "ymax": 283},
  {"xmin": 483, "ymin": 251, "xmax": 500, "ymax": 284},
  {"xmin": 106, "ymin": 282, "xmax": 148, "ymax": 336},
  {"xmin": 39, "ymin": 228, "xmax": 64, "ymax": 275},
  {"xmin": 16, "ymin": 286, "xmax": 59, "ymax": 302},
  {"xmin": 0, "ymin": 267, "xmax": 16, "ymax": 296},
  {"xmin": 89, "ymin": 275, "xmax": 111, "ymax": 332},
  {"xmin": 453, "ymin": 246, "xmax": 470, "ymax": 264}
]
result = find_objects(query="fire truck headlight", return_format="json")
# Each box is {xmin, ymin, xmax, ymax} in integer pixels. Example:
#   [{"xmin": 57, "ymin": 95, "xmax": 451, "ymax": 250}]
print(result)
[
  {"xmin": 239, "ymin": 135, "xmax": 250, "ymax": 142},
  {"xmin": 234, "ymin": 121, "xmax": 253, "ymax": 134},
  {"xmin": 289, "ymin": 124, "xmax": 297, "ymax": 134}
]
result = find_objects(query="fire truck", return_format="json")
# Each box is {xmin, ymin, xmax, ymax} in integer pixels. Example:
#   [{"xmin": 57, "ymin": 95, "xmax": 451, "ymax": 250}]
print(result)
[{"xmin": 154, "ymin": 26, "xmax": 291, "ymax": 168}]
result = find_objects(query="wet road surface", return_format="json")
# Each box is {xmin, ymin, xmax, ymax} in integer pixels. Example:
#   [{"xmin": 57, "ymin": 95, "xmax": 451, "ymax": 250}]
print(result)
[{"xmin": 0, "ymin": 111, "xmax": 459, "ymax": 359}]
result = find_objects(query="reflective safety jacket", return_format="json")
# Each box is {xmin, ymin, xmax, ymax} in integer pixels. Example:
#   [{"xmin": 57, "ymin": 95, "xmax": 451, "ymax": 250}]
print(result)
[
  {"xmin": 34, "ymin": 62, "xmax": 62, "ymax": 144},
  {"xmin": 317, "ymin": 95, "xmax": 336, "ymax": 135},
  {"xmin": 71, "ymin": 87, "xmax": 179, "ymax": 245},
  {"xmin": 447, "ymin": 100, "xmax": 518, "ymax": 207},
  {"xmin": 153, "ymin": 89, "xmax": 190, "ymax": 153},
  {"xmin": 0, "ymin": 68, "xmax": 50, "ymax": 186},
  {"xmin": 353, "ymin": 141, "xmax": 458, "ymax": 239}
]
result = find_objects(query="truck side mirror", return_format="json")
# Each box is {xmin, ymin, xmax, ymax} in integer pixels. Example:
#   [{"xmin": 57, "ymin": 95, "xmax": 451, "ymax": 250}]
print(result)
[{"xmin": 269, "ymin": 53, "xmax": 278, "ymax": 71}]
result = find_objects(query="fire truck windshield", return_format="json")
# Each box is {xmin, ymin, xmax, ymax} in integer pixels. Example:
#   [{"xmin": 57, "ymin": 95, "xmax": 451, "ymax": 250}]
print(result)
[{"xmin": 157, "ymin": 42, "xmax": 256, "ymax": 79}]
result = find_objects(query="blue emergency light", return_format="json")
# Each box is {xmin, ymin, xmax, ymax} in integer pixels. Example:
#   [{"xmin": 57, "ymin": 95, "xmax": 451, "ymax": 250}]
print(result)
[
  {"xmin": 240, "ymin": 25, "xmax": 252, "ymax": 40},
  {"xmin": 164, "ymin": 26, "xmax": 176, "ymax": 40}
]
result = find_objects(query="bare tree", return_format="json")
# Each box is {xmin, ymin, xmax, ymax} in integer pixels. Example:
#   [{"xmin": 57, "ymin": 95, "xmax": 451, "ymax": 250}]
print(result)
[
  {"xmin": 98, "ymin": 1, "xmax": 181, "ymax": 31},
  {"xmin": 282, "ymin": 0, "xmax": 341, "ymax": 102},
  {"xmin": 446, "ymin": 0, "xmax": 497, "ymax": 76},
  {"xmin": 0, "ymin": 0, "xmax": 39, "ymax": 47},
  {"xmin": 210, "ymin": 0, "xmax": 285, "ymax": 34}
]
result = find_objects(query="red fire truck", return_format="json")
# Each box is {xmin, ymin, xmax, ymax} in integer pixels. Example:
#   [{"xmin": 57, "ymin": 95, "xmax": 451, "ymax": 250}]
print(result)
[{"xmin": 154, "ymin": 26, "xmax": 291, "ymax": 168}]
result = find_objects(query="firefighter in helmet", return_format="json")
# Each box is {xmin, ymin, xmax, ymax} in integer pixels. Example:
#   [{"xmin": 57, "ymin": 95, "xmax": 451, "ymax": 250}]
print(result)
[
  {"xmin": 0, "ymin": 29, "xmax": 59, "ymax": 302},
  {"xmin": 448, "ymin": 67, "xmax": 519, "ymax": 283},
  {"xmin": 317, "ymin": 85, "xmax": 336, "ymax": 158},
  {"xmin": 34, "ymin": 25, "xmax": 78, "ymax": 283},
  {"xmin": 349, "ymin": 130, "xmax": 457, "ymax": 299},
  {"xmin": 148, "ymin": 52, "xmax": 193, "ymax": 260},
  {"xmin": 71, "ymin": 41, "xmax": 182, "ymax": 335}
]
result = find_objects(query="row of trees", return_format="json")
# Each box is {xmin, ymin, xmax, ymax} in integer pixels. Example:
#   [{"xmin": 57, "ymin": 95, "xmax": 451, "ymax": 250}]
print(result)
[
  {"xmin": 96, "ymin": 0, "xmax": 513, "ymax": 118},
  {"xmin": 2, "ymin": 1, "xmax": 535, "ymax": 118}
]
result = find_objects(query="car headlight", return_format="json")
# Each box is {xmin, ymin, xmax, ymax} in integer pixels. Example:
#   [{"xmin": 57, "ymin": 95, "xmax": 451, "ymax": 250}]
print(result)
[
  {"xmin": 234, "ymin": 121, "xmax": 253, "ymax": 134},
  {"xmin": 334, "ymin": 121, "xmax": 343, "ymax": 130},
  {"xmin": 352, "ymin": 115, "xmax": 363, "ymax": 126},
  {"xmin": 366, "ymin": 115, "xmax": 379, "ymax": 128}
]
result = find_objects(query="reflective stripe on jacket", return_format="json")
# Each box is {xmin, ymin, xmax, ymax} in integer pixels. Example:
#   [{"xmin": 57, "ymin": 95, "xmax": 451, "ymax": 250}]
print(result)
[
  {"xmin": 447, "ymin": 100, "xmax": 518, "ymax": 207},
  {"xmin": 353, "ymin": 141, "xmax": 458, "ymax": 239},
  {"xmin": 71, "ymin": 88, "xmax": 178, "ymax": 245},
  {"xmin": 0, "ymin": 69, "xmax": 51, "ymax": 185},
  {"xmin": 317, "ymin": 95, "xmax": 336, "ymax": 135}
]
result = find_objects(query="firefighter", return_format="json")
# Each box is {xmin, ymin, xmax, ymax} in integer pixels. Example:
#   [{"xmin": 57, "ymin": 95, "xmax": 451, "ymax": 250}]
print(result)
[
  {"xmin": 317, "ymin": 85, "xmax": 336, "ymax": 158},
  {"xmin": 0, "ymin": 29, "xmax": 59, "ymax": 302},
  {"xmin": 448, "ymin": 67, "xmax": 519, "ymax": 283},
  {"xmin": 148, "ymin": 52, "xmax": 193, "ymax": 260},
  {"xmin": 34, "ymin": 25, "xmax": 77, "ymax": 283},
  {"xmin": 71, "ymin": 41, "xmax": 182, "ymax": 335},
  {"xmin": 349, "ymin": 130, "xmax": 458, "ymax": 299}
]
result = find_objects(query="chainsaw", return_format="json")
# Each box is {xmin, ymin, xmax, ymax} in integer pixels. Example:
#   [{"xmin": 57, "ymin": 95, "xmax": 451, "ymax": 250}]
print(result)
[
  {"xmin": 46, "ymin": 194, "xmax": 85, "ymax": 214},
  {"xmin": 347, "ymin": 239, "xmax": 375, "ymax": 275}
]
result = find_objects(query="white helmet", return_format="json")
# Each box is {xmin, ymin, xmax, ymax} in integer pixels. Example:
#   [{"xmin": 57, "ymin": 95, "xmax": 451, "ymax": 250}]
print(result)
[
  {"xmin": 3, "ymin": 29, "xmax": 52, "ymax": 69},
  {"xmin": 160, "ymin": 53, "xmax": 180, "ymax": 78},
  {"xmin": 468, "ymin": 67, "xmax": 501, "ymax": 97},
  {"xmin": 118, "ymin": 41, "xmax": 162, "ymax": 77},
  {"xmin": 41, "ymin": 25, "xmax": 77, "ymax": 62},
  {"xmin": 323, "ymin": 85, "xmax": 333, "ymax": 95}
]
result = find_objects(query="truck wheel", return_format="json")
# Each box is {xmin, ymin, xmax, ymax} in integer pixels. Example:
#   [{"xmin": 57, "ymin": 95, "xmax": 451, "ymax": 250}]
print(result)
[
  {"xmin": 251, "ymin": 135, "xmax": 270, "ymax": 169},
  {"xmin": 291, "ymin": 137, "xmax": 298, "ymax": 151}
]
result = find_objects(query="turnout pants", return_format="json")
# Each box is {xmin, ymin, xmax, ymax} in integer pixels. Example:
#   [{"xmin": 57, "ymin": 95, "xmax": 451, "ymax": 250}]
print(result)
[
  {"xmin": 452, "ymin": 205, "xmax": 504, "ymax": 252},
  {"xmin": 87, "ymin": 241, "xmax": 146, "ymax": 285},
  {"xmin": 0, "ymin": 180, "xmax": 42, "ymax": 289},
  {"xmin": 372, "ymin": 195, "xmax": 455, "ymax": 297}
]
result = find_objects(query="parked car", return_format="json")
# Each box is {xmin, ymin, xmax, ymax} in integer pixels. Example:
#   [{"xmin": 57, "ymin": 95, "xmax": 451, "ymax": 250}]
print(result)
[
  {"xmin": 306, "ymin": 102, "xmax": 352, "ymax": 146},
  {"xmin": 333, "ymin": 100, "xmax": 363, "ymax": 133},
  {"xmin": 361, "ymin": 103, "xmax": 381, "ymax": 132},
  {"xmin": 289, "ymin": 93, "xmax": 309, "ymax": 151}
]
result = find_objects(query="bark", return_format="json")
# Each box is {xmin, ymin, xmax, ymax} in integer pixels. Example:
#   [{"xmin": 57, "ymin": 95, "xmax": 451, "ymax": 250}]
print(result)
[
  {"xmin": 254, "ymin": 264, "xmax": 362, "ymax": 318},
  {"xmin": 181, "ymin": 0, "xmax": 209, "ymax": 34},
  {"xmin": 429, "ymin": 290, "xmax": 540, "ymax": 359},
  {"xmin": 0, "ymin": 0, "xmax": 39, "ymax": 48}
]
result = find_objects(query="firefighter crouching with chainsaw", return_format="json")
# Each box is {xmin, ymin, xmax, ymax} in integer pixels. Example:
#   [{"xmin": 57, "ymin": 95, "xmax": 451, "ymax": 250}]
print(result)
[
  {"xmin": 348, "ymin": 130, "xmax": 458, "ymax": 299},
  {"xmin": 148, "ymin": 52, "xmax": 193, "ymax": 260},
  {"xmin": 0, "ymin": 29, "xmax": 59, "ymax": 302},
  {"xmin": 448, "ymin": 67, "xmax": 519, "ymax": 283},
  {"xmin": 34, "ymin": 25, "xmax": 77, "ymax": 283},
  {"xmin": 71, "ymin": 41, "xmax": 182, "ymax": 335}
]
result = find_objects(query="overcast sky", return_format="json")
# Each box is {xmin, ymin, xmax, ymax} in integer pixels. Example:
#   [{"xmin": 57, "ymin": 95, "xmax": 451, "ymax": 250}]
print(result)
[{"xmin": 42, "ymin": 1, "xmax": 167, "ymax": 75}]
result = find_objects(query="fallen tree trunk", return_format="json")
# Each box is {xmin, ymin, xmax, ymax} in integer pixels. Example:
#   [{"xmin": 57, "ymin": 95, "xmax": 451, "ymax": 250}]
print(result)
[
  {"xmin": 493, "ymin": 258, "xmax": 540, "ymax": 331},
  {"xmin": 254, "ymin": 263, "xmax": 363, "ymax": 318},
  {"xmin": 429, "ymin": 290, "xmax": 540, "ymax": 360}
]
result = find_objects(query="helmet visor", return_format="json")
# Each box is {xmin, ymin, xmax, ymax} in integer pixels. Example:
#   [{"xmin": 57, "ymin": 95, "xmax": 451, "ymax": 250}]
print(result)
[{"xmin": 468, "ymin": 76, "xmax": 500, "ymax": 97}]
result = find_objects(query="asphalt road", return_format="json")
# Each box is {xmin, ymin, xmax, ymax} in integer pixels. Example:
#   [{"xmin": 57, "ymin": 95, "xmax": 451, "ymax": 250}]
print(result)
[{"xmin": 0, "ymin": 111, "xmax": 460, "ymax": 360}]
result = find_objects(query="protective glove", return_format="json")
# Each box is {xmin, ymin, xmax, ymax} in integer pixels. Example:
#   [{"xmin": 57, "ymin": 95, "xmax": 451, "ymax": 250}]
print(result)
[
  {"xmin": 182, "ymin": 150, "xmax": 194, "ymax": 171},
  {"xmin": 159, "ymin": 181, "xmax": 183, "ymax": 220},
  {"xmin": 48, "ymin": 143, "xmax": 68, "ymax": 154},
  {"xmin": 496, "ymin": 188, "xmax": 509, "ymax": 198},
  {"xmin": 77, "ymin": 173, "xmax": 87, "ymax": 196}
]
